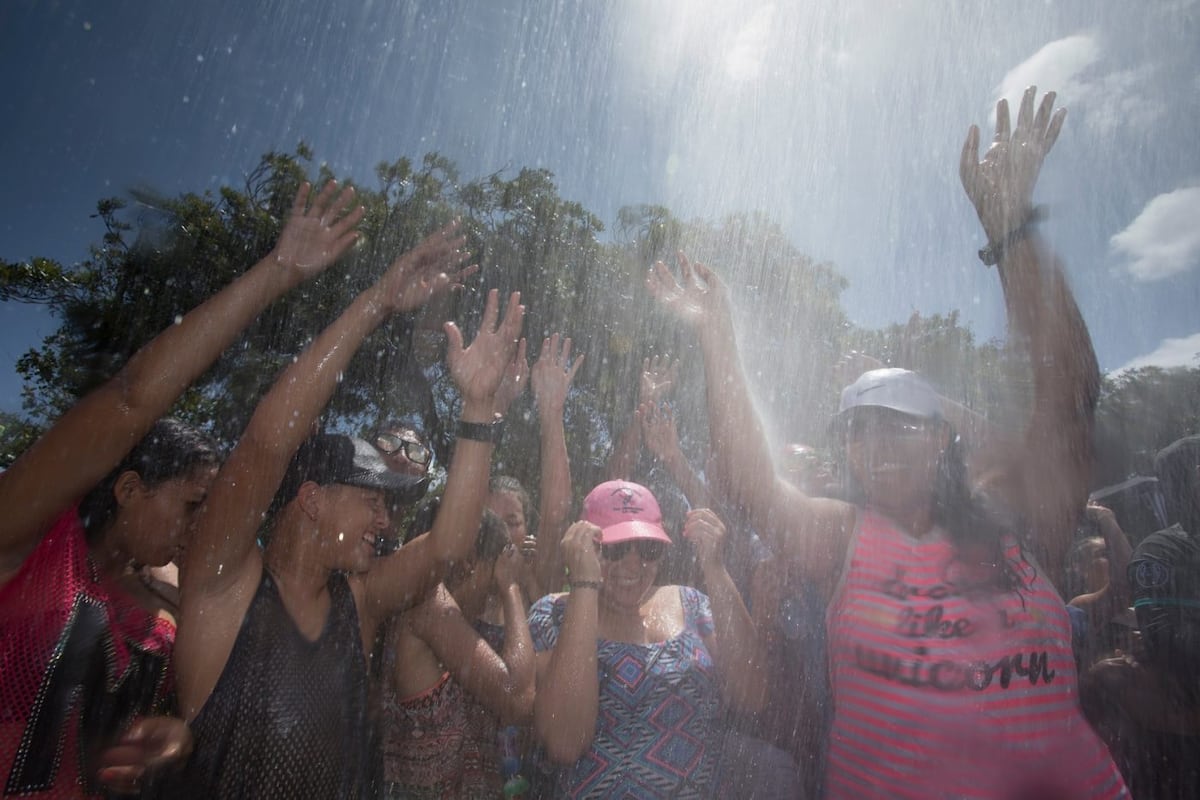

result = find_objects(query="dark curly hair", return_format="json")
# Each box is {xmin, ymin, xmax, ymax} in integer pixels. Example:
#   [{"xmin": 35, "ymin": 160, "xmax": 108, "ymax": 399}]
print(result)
[{"xmin": 78, "ymin": 418, "xmax": 220, "ymax": 542}]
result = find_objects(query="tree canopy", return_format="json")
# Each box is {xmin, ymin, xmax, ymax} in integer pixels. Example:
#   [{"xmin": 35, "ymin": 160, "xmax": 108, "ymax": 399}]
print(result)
[{"xmin": 3, "ymin": 145, "xmax": 1194, "ymax": 507}]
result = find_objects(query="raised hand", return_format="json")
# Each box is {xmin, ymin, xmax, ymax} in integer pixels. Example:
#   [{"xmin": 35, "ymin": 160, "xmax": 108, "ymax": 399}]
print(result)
[
  {"xmin": 445, "ymin": 290, "xmax": 526, "ymax": 406},
  {"xmin": 492, "ymin": 544, "xmax": 524, "ymax": 592},
  {"xmin": 682, "ymin": 508, "xmax": 727, "ymax": 574},
  {"xmin": 531, "ymin": 333, "xmax": 584, "ymax": 413},
  {"xmin": 960, "ymin": 86, "xmax": 1066, "ymax": 243},
  {"xmin": 646, "ymin": 252, "xmax": 730, "ymax": 329},
  {"xmin": 561, "ymin": 521, "xmax": 603, "ymax": 584},
  {"xmin": 95, "ymin": 716, "xmax": 193, "ymax": 794},
  {"xmin": 639, "ymin": 354, "xmax": 679, "ymax": 407},
  {"xmin": 638, "ymin": 402, "xmax": 682, "ymax": 464},
  {"xmin": 492, "ymin": 337, "xmax": 530, "ymax": 416},
  {"xmin": 374, "ymin": 220, "xmax": 477, "ymax": 315},
  {"xmin": 270, "ymin": 181, "xmax": 365, "ymax": 280}
]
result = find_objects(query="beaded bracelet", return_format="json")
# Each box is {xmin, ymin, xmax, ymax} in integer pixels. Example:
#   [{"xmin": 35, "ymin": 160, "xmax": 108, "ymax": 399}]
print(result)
[
  {"xmin": 978, "ymin": 205, "xmax": 1046, "ymax": 266},
  {"xmin": 571, "ymin": 580, "xmax": 603, "ymax": 591}
]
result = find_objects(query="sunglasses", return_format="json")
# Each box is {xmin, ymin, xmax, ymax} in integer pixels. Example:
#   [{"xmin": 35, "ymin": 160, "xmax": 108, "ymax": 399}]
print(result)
[
  {"xmin": 601, "ymin": 540, "xmax": 666, "ymax": 562},
  {"xmin": 375, "ymin": 433, "xmax": 432, "ymax": 466},
  {"xmin": 847, "ymin": 414, "xmax": 932, "ymax": 443}
]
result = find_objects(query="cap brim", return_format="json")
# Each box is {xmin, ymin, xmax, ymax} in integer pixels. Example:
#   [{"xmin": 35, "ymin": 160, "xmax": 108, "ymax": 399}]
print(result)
[
  {"xmin": 346, "ymin": 471, "xmax": 430, "ymax": 505},
  {"xmin": 600, "ymin": 520, "xmax": 672, "ymax": 546}
]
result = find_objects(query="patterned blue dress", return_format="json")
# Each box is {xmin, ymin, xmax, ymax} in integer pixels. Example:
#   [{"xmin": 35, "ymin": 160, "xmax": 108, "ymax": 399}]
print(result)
[{"xmin": 528, "ymin": 586, "xmax": 721, "ymax": 799}]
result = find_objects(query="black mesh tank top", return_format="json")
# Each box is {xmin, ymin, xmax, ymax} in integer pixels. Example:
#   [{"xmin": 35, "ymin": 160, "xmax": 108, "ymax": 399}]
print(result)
[{"xmin": 165, "ymin": 570, "xmax": 371, "ymax": 799}]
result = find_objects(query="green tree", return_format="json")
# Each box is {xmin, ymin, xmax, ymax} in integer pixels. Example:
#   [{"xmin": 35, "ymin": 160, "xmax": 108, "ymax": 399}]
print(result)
[{"xmin": 1093, "ymin": 365, "xmax": 1200, "ymax": 486}]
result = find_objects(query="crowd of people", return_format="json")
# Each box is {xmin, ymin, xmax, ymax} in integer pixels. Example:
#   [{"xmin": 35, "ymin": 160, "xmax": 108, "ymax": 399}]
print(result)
[{"xmin": 2, "ymin": 87, "xmax": 1197, "ymax": 799}]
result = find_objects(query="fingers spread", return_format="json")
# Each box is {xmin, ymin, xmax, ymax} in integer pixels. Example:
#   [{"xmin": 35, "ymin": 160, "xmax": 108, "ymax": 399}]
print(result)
[
  {"xmin": 959, "ymin": 125, "xmax": 980, "ymax": 189},
  {"xmin": 1044, "ymin": 106, "xmax": 1067, "ymax": 154},
  {"xmin": 497, "ymin": 292, "xmax": 526, "ymax": 343},
  {"xmin": 444, "ymin": 321, "xmax": 465, "ymax": 356},
  {"xmin": 1015, "ymin": 85, "xmax": 1036, "ymax": 140},
  {"xmin": 479, "ymin": 288, "xmax": 501, "ymax": 332},
  {"xmin": 290, "ymin": 182, "xmax": 312, "ymax": 216},
  {"xmin": 1032, "ymin": 91, "xmax": 1056, "ymax": 138},
  {"xmin": 994, "ymin": 98, "xmax": 1010, "ymax": 142},
  {"xmin": 677, "ymin": 251, "xmax": 695, "ymax": 286}
]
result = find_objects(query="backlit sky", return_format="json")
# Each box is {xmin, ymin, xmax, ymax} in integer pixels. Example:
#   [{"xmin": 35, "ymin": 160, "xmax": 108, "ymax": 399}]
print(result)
[{"xmin": 2, "ymin": 0, "xmax": 1198, "ymax": 415}]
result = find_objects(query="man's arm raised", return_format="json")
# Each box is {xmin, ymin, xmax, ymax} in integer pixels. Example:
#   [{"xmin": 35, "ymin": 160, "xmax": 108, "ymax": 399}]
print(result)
[
  {"xmin": 175, "ymin": 222, "xmax": 471, "ymax": 720},
  {"xmin": 358, "ymin": 289, "xmax": 525, "ymax": 628}
]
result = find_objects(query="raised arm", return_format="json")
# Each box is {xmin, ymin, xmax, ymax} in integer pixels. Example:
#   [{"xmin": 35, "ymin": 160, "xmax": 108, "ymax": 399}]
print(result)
[
  {"xmin": 960, "ymin": 87, "xmax": 1099, "ymax": 589},
  {"xmin": 647, "ymin": 257, "xmax": 853, "ymax": 597},
  {"xmin": 530, "ymin": 333, "xmax": 583, "ymax": 596},
  {"xmin": 0, "ymin": 182, "xmax": 362, "ymax": 577},
  {"xmin": 533, "ymin": 522, "xmax": 603, "ymax": 764},
  {"xmin": 603, "ymin": 356, "xmax": 676, "ymax": 480},
  {"xmin": 360, "ymin": 290, "xmax": 526, "ymax": 622},
  {"xmin": 639, "ymin": 402, "xmax": 708, "ymax": 508},
  {"xmin": 1069, "ymin": 504, "xmax": 1133, "ymax": 638},
  {"xmin": 175, "ymin": 225, "xmax": 471, "ymax": 719},
  {"xmin": 409, "ymin": 547, "xmax": 535, "ymax": 724},
  {"xmin": 684, "ymin": 508, "xmax": 766, "ymax": 712}
]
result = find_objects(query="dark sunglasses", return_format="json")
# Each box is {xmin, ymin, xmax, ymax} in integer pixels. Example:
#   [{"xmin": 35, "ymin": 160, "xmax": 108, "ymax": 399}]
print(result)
[
  {"xmin": 375, "ymin": 433, "xmax": 432, "ymax": 466},
  {"xmin": 601, "ymin": 540, "xmax": 666, "ymax": 562},
  {"xmin": 847, "ymin": 413, "xmax": 932, "ymax": 443}
]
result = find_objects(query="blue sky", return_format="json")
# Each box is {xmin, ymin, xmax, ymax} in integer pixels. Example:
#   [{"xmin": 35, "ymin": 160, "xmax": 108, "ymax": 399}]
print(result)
[{"xmin": 2, "ymin": 0, "xmax": 1198, "ymax": 416}]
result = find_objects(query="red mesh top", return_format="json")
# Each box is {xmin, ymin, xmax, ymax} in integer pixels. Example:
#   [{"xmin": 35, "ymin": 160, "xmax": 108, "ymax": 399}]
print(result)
[{"xmin": 0, "ymin": 508, "xmax": 174, "ymax": 797}]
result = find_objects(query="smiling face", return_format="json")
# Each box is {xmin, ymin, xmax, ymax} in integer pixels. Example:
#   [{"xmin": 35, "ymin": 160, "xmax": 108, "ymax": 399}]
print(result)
[
  {"xmin": 316, "ymin": 484, "xmax": 391, "ymax": 573},
  {"xmin": 845, "ymin": 408, "xmax": 949, "ymax": 517},
  {"xmin": 599, "ymin": 538, "xmax": 663, "ymax": 611},
  {"xmin": 114, "ymin": 465, "xmax": 218, "ymax": 567}
]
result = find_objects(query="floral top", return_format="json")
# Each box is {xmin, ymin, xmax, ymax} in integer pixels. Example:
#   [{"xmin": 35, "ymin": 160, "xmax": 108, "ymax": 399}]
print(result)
[{"xmin": 528, "ymin": 586, "xmax": 720, "ymax": 799}]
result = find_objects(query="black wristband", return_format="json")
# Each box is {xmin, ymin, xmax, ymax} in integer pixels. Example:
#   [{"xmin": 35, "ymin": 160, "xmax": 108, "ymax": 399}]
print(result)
[
  {"xmin": 456, "ymin": 417, "xmax": 504, "ymax": 444},
  {"xmin": 570, "ymin": 580, "xmax": 603, "ymax": 591},
  {"xmin": 978, "ymin": 205, "xmax": 1046, "ymax": 266}
]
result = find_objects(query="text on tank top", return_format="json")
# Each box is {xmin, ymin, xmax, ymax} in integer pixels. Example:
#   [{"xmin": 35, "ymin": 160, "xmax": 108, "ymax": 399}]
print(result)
[{"xmin": 824, "ymin": 510, "xmax": 1127, "ymax": 799}]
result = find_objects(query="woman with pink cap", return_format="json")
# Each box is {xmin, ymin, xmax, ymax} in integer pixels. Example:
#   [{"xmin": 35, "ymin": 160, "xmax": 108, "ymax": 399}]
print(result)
[{"xmin": 529, "ymin": 479, "xmax": 765, "ymax": 798}]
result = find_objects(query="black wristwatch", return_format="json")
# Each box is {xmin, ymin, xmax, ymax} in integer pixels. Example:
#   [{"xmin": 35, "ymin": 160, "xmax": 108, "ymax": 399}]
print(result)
[{"xmin": 456, "ymin": 416, "xmax": 505, "ymax": 444}]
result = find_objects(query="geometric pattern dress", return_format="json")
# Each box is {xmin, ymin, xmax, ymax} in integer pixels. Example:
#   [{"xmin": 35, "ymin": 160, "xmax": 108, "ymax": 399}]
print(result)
[{"xmin": 529, "ymin": 586, "xmax": 721, "ymax": 799}]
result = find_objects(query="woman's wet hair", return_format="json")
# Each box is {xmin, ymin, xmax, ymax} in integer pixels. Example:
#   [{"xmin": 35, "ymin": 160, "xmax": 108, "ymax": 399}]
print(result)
[
  {"xmin": 475, "ymin": 509, "xmax": 510, "ymax": 561},
  {"xmin": 78, "ymin": 418, "xmax": 220, "ymax": 542},
  {"xmin": 930, "ymin": 433, "xmax": 1027, "ymax": 594},
  {"xmin": 837, "ymin": 413, "xmax": 1026, "ymax": 594},
  {"xmin": 489, "ymin": 475, "xmax": 534, "ymax": 530}
]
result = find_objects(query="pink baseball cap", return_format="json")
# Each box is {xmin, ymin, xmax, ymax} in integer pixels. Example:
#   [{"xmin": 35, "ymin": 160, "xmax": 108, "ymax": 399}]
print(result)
[{"xmin": 582, "ymin": 480, "xmax": 672, "ymax": 545}]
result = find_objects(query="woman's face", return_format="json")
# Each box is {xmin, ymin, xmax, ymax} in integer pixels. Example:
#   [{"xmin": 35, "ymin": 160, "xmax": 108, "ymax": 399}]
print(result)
[
  {"xmin": 600, "ymin": 539, "xmax": 663, "ymax": 611},
  {"xmin": 487, "ymin": 490, "xmax": 527, "ymax": 547},
  {"xmin": 115, "ymin": 465, "xmax": 218, "ymax": 566},
  {"xmin": 846, "ymin": 409, "xmax": 948, "ymax": 515}
]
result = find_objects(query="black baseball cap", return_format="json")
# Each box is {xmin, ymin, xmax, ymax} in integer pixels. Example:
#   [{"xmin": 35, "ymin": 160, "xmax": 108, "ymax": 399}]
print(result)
[{"xmin": 270, "ymin": 434, "xmax": 429, "ymax": 516}]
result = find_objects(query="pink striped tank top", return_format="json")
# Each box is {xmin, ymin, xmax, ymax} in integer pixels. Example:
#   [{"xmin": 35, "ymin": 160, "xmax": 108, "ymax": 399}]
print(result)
[{"xmin": 825, "ymin": 511, "xmax": 1127, "ymax": 799}]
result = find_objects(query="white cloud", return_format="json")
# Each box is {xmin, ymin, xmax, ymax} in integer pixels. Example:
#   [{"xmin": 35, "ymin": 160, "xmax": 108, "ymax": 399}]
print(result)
[
  {"xmin": 725, "ymin": 6, "xmax": 775, "ymax": 82},
  {"xmin": 996, "ymin": 34, "xmax": 1100, "ymax": 106},
  {"xmin": 1111, "ymin": 186, "xmax": 1200, "ymax": 281},
  {"xmin": 1112, "ymin": 332, "xmax": 1200, "ymax": 375},
  {"xmin": 994, "ymin": 34, "xmax": 1163, "ymax": 133}
]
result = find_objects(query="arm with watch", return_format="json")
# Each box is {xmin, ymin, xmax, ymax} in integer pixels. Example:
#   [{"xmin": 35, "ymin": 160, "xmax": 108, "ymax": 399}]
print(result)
[
  {"xmin": 959, "ymin": 86, "xmax": 1100, "ymax": 592},
  {"xmin": 359, "ymin": 290, "xmax": 526, "ymax": 625}
]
